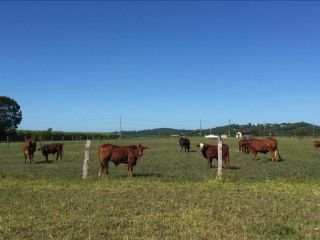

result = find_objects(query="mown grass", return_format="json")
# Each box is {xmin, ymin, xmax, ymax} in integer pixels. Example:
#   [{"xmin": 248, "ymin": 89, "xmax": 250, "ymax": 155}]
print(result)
[{"xmin": 0, "ymin": 137, "xmax": 319, "ymax": 239}]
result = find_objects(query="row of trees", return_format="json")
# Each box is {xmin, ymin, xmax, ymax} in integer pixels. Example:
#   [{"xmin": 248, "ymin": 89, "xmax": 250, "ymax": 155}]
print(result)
[{"xmin": 1, "ymin": 96, "xmax": 319, "ymax": 142}]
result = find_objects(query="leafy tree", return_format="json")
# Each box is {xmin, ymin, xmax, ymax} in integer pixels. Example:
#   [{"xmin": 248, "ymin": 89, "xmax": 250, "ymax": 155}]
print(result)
[
  {"xmin": 296, "ymin": 126, "xmax": 307, "ymax": 139},
  {"xmin": 0, "ymin": 96, "xmax": 22, "ymax": 139}
]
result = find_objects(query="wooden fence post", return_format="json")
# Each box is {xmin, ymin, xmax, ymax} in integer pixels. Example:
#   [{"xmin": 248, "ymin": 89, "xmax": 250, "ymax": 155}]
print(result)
[
  {"xmin": 216, "ymin": 137, "xmax": 223, "ymax": 180},
  {"xmin": 82, "ymin": 140, "xmax": 91, "ymax": 179}
]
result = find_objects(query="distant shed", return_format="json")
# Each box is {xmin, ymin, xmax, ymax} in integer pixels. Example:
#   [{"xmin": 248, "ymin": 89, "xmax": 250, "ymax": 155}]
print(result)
[{"xmin": 236, "ymin": 131, "xmax": 253, "ymax": 139}]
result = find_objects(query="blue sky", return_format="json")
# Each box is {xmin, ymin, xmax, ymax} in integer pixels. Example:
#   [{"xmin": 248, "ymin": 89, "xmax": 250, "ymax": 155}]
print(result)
[{"xmin": 1, "ymin": 1, "xmax": 320, "ymax": 132}]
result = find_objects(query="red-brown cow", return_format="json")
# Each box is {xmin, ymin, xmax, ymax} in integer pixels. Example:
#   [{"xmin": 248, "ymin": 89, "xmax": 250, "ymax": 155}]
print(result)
[
  {"xmin": 246, "ymin": 137, "xmax": 281, "ymax": 161},
  {"xmin": 23, "ymin": 139, "xmax": 37, "ymax": 164},
  {"xmin": 196, "ymin": 143, "xmax": 230, "ymax": 168},
  {"xmin": 98, "ymin": 144, "xmax": 147, "ymax": 177},
  {"xmin": 39, "ymin": 143, "xmax": 63, "ymax": 161},
  {"xmin": 179, "ymin": 137, "xmax": 190, "ymax": 152},
  {"xmin": 314, "ymin": 140, "xmax": 320, "ymax": 150}
]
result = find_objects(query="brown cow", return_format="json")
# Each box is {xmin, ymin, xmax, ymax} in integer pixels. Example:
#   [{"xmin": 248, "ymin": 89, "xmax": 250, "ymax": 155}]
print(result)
[
  {"xmin": 39, "ymin": 143, "xmax": 63, "ymax": 161},
  {"xmin": 179, "ymin": 137, "xmax": 190, "ymax": 152},
  {"xmin": 238, "ymin": 138, "xmax": 252, "ymax": 154},
  {"xmin": 23, "ymin": 139, "xmax": 37, "ymax": 164},
  {"xmin": 246, "ymin": 137, "xmax": 281, "ymax": 161},
  {"xmin": 314, "ymin": 140, "xmax": 320, "ymax": 150},
  {"xmin": 98, "ymin": 144, "xmax": 147, "ymax": 177},
  {"xmin": 196, "ymin": 143, "xmax": 230, "ymax": 168}
]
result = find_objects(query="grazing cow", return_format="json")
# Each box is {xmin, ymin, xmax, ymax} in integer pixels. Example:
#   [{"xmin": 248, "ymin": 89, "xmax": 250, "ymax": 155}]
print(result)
[
  {"xmin": 39, "ymin": 143, "xmax": 63, "ymax": 161},
  {"xmin": 98, "ymin": 144, "xmax": 147, "ymax": 177},
  {"xmin": 179, "ymin": 137, "xmax": 190, "ymax": 152},
  {"xmin": 314, "ymin": 141, "xmax": 320, "ymax": 150},
  {"xmin": 196, "ymin": 143, "xmax": 230, "ymax": 168},
  {"xmin": 246, "ymin": 137, "xmax": 281, "ymax": 161},
  {"xmin": 23, "ymin": 139, "xmax": 37, "ymax": 164}
]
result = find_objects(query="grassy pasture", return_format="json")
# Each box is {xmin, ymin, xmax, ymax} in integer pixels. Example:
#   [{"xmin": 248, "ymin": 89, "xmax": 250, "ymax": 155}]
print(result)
[{"xmin": 0, "ymin": 137, "xmax": 319, "ymax": 239}]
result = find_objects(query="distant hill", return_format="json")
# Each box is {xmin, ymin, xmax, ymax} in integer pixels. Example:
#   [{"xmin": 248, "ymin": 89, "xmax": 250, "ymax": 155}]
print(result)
[{"xmin": 122, "ymin": 122, "xmax": 319, "ymax": 137}]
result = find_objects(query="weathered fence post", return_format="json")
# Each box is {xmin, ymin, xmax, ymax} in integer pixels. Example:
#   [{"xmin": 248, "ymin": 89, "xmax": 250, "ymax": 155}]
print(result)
[
  {"xmin": 216, "ymin": 137, "xmax": 223, "ymax": 180},
  {"xmin": 82, "ymin": 140, "xmax": 91, "ymax": 179}
]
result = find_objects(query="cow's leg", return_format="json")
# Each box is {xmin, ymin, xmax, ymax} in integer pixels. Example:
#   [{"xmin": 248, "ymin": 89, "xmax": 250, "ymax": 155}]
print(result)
[
  {"xmin": 24, "ymin": 153, "xmax": 27, "ymax": 164},
  {"xmin": 180, "ymin": 146, "xmax": 183, "ymax": 152},
  {"xmin": 56, "ymin": 153, "xmax": 59, "ymax": 161},
  {"xmin": 252, "ymin": 151, "xmax": 257, "ymax": 160},
  {"xmin": 128, "ymin": 164, "xmax": 133, "ymax": 177},
  {"xmin": 105, "ymin": 160, "xmax": 109, "ymax": 175},
  {"xmin": 208, "ymin": 159, "xmax": 213, "ymax": 168},
  {"xmin": 98, "ymin": 161, "xmax": 105, "ymax": 177},
  {"xmin": 271, "ymin": 151, "xmax": 275, "ymax": 161},
  {"xmin": 45, "ymin": 154, "xmax": 48, "ymax": 162},
  {"xmin": 28, "ymin": 153, "xmax": 32, "ymax": 164}
]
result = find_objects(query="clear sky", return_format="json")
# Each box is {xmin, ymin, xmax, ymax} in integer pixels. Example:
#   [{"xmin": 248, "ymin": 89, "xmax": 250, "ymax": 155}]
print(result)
[{"xmin": 1, "ymin": 1, "xmax": 320, "ymax": 132}]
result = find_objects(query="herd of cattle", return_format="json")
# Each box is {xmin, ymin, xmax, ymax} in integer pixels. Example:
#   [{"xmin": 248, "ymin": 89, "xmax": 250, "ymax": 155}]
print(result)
[{"xmin": 22, "ymin": 137, "xmax": 320, "ymax": 177}]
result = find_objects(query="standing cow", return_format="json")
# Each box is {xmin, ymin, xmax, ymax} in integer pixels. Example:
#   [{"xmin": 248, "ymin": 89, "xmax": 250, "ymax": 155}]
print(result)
[
  {"xmin": 246, "ymin": 137, "xmax": 281, "ymax": 161},
  {"xmin": 39, "ymin": 143, "xmax": 63, "ymax": 161},
  {"xmin": 196, "ymin": 143, "xmax": 230, "ymax": 168},
  {"xmin": 314, "ymin": 140, "xmax": 320, "ymax": 150},
  {"xmin": 238, "ymin": 138, "xmax": 251, "ymax": 154},
  {"xmin": 179, "ymin": 137, "xmax": 190, "ymax": 152},
  {"xmin": 98, "ymin": 144, "xmax": 147, "ymax": 177},
  {"xmin": 23, "ymin": 139, "xmax": 37, "ymax": 164}
]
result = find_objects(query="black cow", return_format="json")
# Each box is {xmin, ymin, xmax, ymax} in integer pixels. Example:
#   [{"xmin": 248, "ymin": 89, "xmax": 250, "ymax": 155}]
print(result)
[{"xmin": 179, "ymin": 137, "xmax": 190, "ymax": 152}]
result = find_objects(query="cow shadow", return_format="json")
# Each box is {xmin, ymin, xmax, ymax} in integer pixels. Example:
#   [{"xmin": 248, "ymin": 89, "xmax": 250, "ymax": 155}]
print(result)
[
  {"xmin": 134, "ymin": 173, "xmax": 162, "ymax": 178},
  {"xmin": 35, "ymin": 160, "xmax": 54, "ymax": 164},
  {"xmin": 260, "ymin": 158, "xmax": 285, "ymax": 163},
  {"xmin": 210, "ymin": 166, "xmax": 240, "ymax": 170}
]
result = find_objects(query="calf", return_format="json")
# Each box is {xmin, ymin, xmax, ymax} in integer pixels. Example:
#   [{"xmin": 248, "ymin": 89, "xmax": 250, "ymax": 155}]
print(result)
[
  {"xmin": 196, "ymin": 143, "xmax": 230, "ymax": 168},
  {"xmin": 98, "ymin": 144, "xmax": 147, "ymax": 177},
  {"xmin": 179, "ymin": 137, "xmax": 190, "ymax": 152},
  {"xmin": 39, "ymin": 143, "xmax": 63, "ymax": 161},
  {"xmin": 23, "ymin": 139, "xmax": 37, "ymax": 164}
]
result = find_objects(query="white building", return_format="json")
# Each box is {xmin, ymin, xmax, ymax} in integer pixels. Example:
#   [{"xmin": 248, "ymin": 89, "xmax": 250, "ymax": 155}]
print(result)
[{"xmin": 236, "ymin": 131, "xmax": 253, "ymax": 138}]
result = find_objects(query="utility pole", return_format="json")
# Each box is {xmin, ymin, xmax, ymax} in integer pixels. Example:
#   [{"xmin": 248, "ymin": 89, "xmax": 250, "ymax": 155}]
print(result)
[
  {"xmin": 228, "ymin": 119, "xmax": 231, "ymax": 137},
  {"xmin": 313, "ymin": 122, "xmax": 315, "ymax": 137},
  {"xmin": 200, "ymin": 120, "xmax": 202, "ymax": 136}
]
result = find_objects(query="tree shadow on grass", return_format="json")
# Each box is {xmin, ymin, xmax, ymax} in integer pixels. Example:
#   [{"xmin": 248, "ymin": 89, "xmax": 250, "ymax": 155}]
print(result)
[{"xmin": 35, "ymin": 160, "xmax": 54, "ymax": 164}]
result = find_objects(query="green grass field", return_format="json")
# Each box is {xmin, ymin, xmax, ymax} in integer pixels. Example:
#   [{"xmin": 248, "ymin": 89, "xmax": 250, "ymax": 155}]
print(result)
[{"xmin": 0, "ymin": 137, "xmax": 319, "ymax": 239}]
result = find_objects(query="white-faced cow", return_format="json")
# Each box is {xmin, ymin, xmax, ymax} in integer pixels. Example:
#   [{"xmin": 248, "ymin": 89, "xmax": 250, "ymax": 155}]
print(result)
[{"xmin": 196, "ymin": 143, "xmax": 230, "ymax": 168}]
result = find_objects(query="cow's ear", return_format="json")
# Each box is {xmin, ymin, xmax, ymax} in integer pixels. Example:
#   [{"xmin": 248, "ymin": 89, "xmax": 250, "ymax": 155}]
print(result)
[{"xmin": 196, "ymin": 144, "xmax": 200, "ymax": 147}]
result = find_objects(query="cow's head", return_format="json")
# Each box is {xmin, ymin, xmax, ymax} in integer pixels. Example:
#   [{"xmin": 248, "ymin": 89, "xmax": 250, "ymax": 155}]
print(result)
[
  {"xmin": 196, "ymin": 143, "xmax": 207, "ymax": 151},
  {"xmin": 38, "ymin": 145, "xmax": 48, "ymax": 154},
  {"xmin": 136, "ymin": 144, "xmax": 148, "ymax": 157},
  {"xmin": 26, "ymin": 139, "xmax": 37, "ymax": 152}
]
